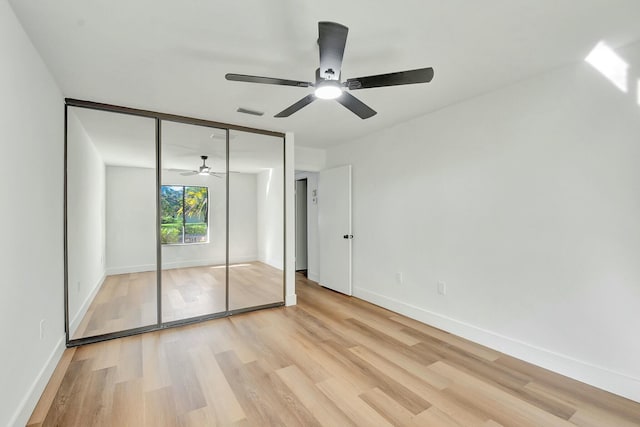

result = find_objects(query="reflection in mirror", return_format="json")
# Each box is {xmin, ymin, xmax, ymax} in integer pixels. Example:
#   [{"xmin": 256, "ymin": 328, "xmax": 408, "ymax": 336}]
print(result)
[
  {"xmin": 67, "ymin": 107, "xmax": 157, "ymax": 339},
  {"xmin": 229, "ymin": 130, "xmax": 284, "ymax": 310},
  {"xmin": 161, "ymin": 121, "xmax": 227, "ymax": 322}
]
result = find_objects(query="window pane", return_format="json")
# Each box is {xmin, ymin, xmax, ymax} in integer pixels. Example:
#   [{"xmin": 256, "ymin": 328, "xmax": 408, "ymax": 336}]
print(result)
[
  {"xmin": 184, "ymin": 186, "xmax": 208, "ymax": 243},
  {"xmin": 161, "ymin": 185, "xmax": 184, "ymax": 244}
]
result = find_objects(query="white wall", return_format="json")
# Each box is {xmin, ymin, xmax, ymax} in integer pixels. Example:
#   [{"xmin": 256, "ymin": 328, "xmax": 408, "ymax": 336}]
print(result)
[
  {"xmin": 106, "ymin": 166, "xmax": 156, "ymax": 272},
  {"xmin": 227, "ymin": 172, "xmax": 259, "ymax": 264},
  {"xmin": 67, "ymin": 111, "xmax": 106, "ymax": 333},
  {"xmin": 295, "ymin": 145, "xmax": 326, "ymax": 172},
  {"xmin": 257, "ymin": 166, "xmax": 284, "ymax": 269},
  {"xmin": 326, "ymin": 52, "xmax": 640, "ymax": 402},
  {"xmin": 106, "ymin": 166, "xmax": 258, "ymax": 273},
  {"xmin": 0, "ymin": 2, "xmax": 65, "ymax": 425}
]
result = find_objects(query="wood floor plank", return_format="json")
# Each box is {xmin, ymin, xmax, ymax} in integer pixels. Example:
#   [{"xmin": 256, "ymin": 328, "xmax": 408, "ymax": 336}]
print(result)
[
  {"xmin": 29, "ymin": 274, "xmax": 640, "ymax": 426},
  {"xmin": 112, "ymin": 378, "xmax": 144, "ymax": 426},
  {"xmin": 569, "ymin": 406, "xmax": 640, "ymax": 427},
  {"xmin": 214, "ymin": 350, "xmax": 285, "ymax": 426},
  {"xmin": 145, "ymin": 386, "xmax": 178, "ymax": 427},
  {"xmin": 389, "ymin": 314, "xmax": 502, "ymax": 362},
  {"xmin": 27, "ymin": 348, "xmax": 76, "ymax": 427},
  {"xmin": 276, "ymin": 364, "xmax": 357, "ymax": 427},
  {"xmin": 141, "ymin": 331, "xmax": 172, "ymax": 392},
  {"xmin": 116, "ymin": 335, "xmax": 143, "ymax": 383},
  {"xmin": 316, "ymin": 377, "xmax": 394, "ymax": 427},
  {"xmin": 348, "ymin": 345, "xmax": 489, "ymax": 426},
  {"xmin": 360, "ymin": 387, "xmax": 421, "ymax": 427},
  {"xmin": 163, "ymin": 340, "xmax": 207, "ymax": 416},
  {"xmin": 430, "ymin": 361, "xmax": 575, "ymax": 427},
  {"xmin": 188, "ymin": 344, "xmax": 246, "ymax": 425},
  {"xmin": 413, "ymin": 406, "xmax": 467, "ymax": 427},
  {"xmin": 322, "ymin": 340, "xmax": 431, "ymax": 415}
]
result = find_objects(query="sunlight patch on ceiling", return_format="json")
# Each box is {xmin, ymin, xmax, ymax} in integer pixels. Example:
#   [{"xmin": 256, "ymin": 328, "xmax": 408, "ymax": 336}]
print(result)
[{"xmin": 585, "ymin": 41, "xmax": 628, "ymax": 93}]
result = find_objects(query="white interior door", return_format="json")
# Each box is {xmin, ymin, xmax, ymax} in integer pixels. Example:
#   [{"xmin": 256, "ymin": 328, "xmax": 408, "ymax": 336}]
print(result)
[{"xmin": 318, "ymin": 165, "xmax": 352, "ymax": 295}]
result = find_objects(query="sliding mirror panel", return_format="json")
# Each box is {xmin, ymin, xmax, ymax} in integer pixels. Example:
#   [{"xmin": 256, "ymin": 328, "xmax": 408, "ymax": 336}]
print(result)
[
  {"xmin": 160, "ymin": 121, "xmax": 228, "ymax": 322},
  {"xmin": 228, "ymin": 130, "xmax": 284, "ymax": 311},
  {"xmin": 67, "ymin": 107, "xmax": 157, "ymax": 340}
]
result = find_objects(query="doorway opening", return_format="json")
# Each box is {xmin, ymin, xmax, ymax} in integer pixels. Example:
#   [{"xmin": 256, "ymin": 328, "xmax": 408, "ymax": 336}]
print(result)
[{"xmin": 295, "ymin": 178, "xmax": 308, "ymax": 276}]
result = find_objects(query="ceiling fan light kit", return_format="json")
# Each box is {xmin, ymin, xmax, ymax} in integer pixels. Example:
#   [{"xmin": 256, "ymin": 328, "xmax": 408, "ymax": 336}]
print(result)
[
  {"xmin": 314, "ymin": 80, "xmax": 343, "ymax": 99},
  {"xmin": 225, "ymin": 21, "xmax": 434, "ymax": 119}
]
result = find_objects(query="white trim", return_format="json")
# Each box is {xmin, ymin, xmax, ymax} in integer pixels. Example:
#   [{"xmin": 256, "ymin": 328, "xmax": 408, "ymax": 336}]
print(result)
[
  {"xmin": 285, "ymin": 132, "xmax": 297, "ymax": 307},
  {"xmin": 354, "ymin": 286, "xmax": 640, "ymax": 403},
  {"xmin": 106, "ymin": 256, "xmax": 258, "ymax": 275},
  {"xmin": 9, "ymin": 334, "xmax": 66, "ymax": 427},
  {"xmin": 285, "ymin": 293, "xmax": 297, "ymax": 306},
  {"xmin": 308, "ymin": 272, "xmax": 319, "ymax": 282},
  {"xmin": 69, "ymin": 273, "xmax": 105, "ymax": 335},
  {"xmin": 106, "ymin": 263, "xmax": 155, "ymax": 275}
]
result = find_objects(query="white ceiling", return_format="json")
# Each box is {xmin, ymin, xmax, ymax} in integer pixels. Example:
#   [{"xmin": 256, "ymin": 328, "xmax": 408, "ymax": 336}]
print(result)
[
  {"xmin": 71, "ymin": 106, "xmax": 283, "ymax": 173},
  {"xmin": 10, "ymin": 1, "xmax": 640, "ymax": 149}
]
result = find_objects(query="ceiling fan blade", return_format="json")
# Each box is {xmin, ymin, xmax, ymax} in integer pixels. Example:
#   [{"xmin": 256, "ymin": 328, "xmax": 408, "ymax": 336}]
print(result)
[
  {"xmin": 225, "ymin": 73, "xmax": 312, "ymax": 88},
  {"xmin": 346, "ymin": 67, "xmax": 434, "ymax": 90},
  {"xmin": 318, "ymin": 22, "xmax": 348, "ymax": 80},
  {"xmin": 275, "ymin": 94, "xmax": 316, "ymax": 117},
  {"xmin": 180, "ymin": 171, "xmax": 198, "ymax": 176},
  {"xmin": 336, "ymin": 92, "xmax": 377, "ymax": 119}
]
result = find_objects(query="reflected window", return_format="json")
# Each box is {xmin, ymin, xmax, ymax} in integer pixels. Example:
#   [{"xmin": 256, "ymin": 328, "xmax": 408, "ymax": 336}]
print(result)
[{"xmin": 161, "ymin": 185, "xmax": 209, "ymax": 244}]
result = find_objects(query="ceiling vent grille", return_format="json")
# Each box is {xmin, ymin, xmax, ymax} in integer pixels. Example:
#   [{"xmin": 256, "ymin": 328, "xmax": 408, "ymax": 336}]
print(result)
[{"xmin": 236, "ymin": 107, "xmax": 264, "ymax": 116}]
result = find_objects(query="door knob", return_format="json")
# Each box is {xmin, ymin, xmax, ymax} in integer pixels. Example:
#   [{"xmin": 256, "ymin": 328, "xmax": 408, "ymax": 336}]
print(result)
[{"xmin": 343, "ymin": 234, "xmax": 354, "ymax": 239}]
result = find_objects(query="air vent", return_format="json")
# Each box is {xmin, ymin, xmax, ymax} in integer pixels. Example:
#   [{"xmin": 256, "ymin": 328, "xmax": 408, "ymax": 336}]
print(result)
[{"xmin": 236, "ymin": 107, "xmax": 264, "ymax": 116}]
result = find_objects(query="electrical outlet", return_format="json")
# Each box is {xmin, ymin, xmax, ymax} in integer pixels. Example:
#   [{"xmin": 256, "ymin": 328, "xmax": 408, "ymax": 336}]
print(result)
[
  {"xmin": 437, "ymin": 281, "xmax": 447, "ymax": 295},
  {"xmin": 396, "ymin": 272, "xmax": 404, "ymax": 285},
  {"xmin": 39, "ymin": 319, "xmax": 46, "ymax": 340}
]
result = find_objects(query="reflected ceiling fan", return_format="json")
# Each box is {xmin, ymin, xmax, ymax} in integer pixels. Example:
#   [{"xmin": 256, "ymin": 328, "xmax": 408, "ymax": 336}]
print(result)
[
  {"xmin": 225, "ymin": 21, "xmax": 434, "ymax": 119},
  {"xmin": 178, "ymin": 155, "xmax": 223, "ymax": 177}
]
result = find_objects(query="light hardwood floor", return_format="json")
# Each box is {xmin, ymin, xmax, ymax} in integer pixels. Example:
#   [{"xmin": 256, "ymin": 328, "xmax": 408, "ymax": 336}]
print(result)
[
  {"xmin": 72, "ymin": 262, "xmax": 284, "ymax": 339},
  {"xmin": 35, "ymin": 274, "xmax": 640, "ymax": 426}
]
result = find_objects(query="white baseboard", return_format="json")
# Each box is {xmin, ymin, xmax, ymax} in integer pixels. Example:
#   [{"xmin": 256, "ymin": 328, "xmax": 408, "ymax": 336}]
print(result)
[
  {"xmin": 69, "ymin": 273, "xmax": 105, "ymax": 336},
  {"xmin": 106, "ymin": 263, "xmax": 156, "ymax": 275},
  {"xmin": 307, "ymin": 272, "xmax": 319, "ymax": 282},
  {"xmin": 354, "ymin": 286, "xmax": 640, "ymax": 403},
  {"xmin": 106, "ymin": 256, "xmax": 259, "ymax": 276},
  {"xmin": 259, "ymin": 256, "xmax": 284, "ymax": 271},
  {"xmin": 10, "ymin": 334, "xmax": 66, "ymax": 427}
]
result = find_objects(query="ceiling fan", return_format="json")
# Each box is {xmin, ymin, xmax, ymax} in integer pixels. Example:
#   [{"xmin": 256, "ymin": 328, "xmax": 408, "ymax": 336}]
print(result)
[
  {"xmin": 225, "ymin": 21, "xmax": 434, "ymax": 119},
  {"xmin": 178, "ymin": 155, "xmax": 222, "ymax": 177}
]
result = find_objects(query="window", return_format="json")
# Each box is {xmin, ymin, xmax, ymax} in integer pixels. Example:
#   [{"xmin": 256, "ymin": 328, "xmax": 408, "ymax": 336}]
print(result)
[{"xmin": 161, "ymin": 185, "xmax": 208, "ymax": 244}]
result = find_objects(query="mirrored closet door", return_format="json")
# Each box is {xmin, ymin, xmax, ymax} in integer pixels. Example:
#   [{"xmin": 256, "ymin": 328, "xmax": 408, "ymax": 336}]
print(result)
[
  {"xmin": 160, "ymin": 121, "xmax": 228, "ymax": 323},
  {"xmin": 67, "ymin": 107, "xmax": 158, "ymax": 340},
  {"xmin": 228, "ymin": 130, "xmax": 284, "ymax": 311},
  {"xmin": 65, "ymin": 100, "xmax": 285, "ymax": 346}
]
